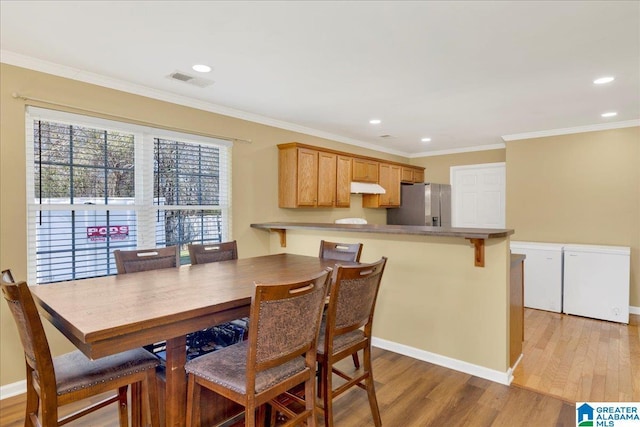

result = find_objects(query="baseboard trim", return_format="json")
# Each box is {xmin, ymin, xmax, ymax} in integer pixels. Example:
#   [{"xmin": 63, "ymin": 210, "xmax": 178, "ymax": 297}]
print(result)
[
  {"xmin": 630, "ymin": 306, "xmax": 640, "ymax": 315},
  {"xmin": 372, "ymin": 337, "xmax": 512, "ymax": 386},
  {"xmin": 0, "ymin": 380, "xmax": 26, "ymax": 400}
]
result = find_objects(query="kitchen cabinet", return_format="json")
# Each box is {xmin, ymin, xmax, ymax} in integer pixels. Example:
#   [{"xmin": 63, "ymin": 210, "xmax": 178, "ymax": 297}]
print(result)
[
  {"xmin": 278, "ymin": 146, "xmax": 318, "ymax": 207},
  {"xmin": 317, "ymin": 151, "xmax": 337, "ymax": 206},
  {"xmin": 363, "ymin": 163, "xmax": 401, "ymax": 208},
  {"xmin": 335, "ymin": 155, "xmax": 352, "ymax": 207},
  {"xmin": 413, "ymin": 168, "xmax": 424, "ymax": 183},
  {"xmin": 278, "ymin": 142, "xmax": 424, "ymax": 209},
  {"xmin": 401, "ymin": 166, "xmax": 424, "ymax": 183},
  {"xmin": 352, "ymin": 158, "xmax": 379, "ymax": 183},
  {"xmin": 278, "ymin": 145, "xmax": 351, "ymax": 208}
]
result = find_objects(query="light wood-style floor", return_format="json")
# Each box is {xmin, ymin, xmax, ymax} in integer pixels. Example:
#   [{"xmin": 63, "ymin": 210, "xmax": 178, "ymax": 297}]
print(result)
[
  {"xmin": 513, "ymin": 308, "xmax": 640, "ymax": 402},
  {"xmin": 2, "ymin": 309, "xmax": 637, "ymax": 426}
]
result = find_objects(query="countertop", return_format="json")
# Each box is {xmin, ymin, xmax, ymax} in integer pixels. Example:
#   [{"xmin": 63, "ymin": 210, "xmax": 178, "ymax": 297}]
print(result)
[{"xmin": 250, "ymin": 221, "xmax": 514, "ymax": 240}]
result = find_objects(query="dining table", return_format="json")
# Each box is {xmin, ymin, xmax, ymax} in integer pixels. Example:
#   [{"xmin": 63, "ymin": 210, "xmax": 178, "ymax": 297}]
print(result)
[{"xmin": 30, "ymin": 253, "xmax": 343, "ymax": 427}]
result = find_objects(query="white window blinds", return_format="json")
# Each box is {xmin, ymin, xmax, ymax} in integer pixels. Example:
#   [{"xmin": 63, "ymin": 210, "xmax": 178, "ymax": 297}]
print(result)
[{"xmin": 26, "ymin": 107, "xmax": 232, "ymax": 284}]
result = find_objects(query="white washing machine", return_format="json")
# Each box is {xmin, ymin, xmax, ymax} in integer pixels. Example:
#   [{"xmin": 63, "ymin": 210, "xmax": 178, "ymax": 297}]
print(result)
[
  {"xmin": 563, "ymin": 244, "xmax": 630, "ymax": 324},
  {"xmin": 510, "ymin": 241, "xmax": 564, "ymax": 313}
]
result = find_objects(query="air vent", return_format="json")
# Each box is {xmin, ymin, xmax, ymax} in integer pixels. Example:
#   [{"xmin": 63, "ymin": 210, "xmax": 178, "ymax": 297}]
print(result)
[
  {"xmin": 379, "ymin": 134, "xmax": 392, "ymax": 138},
  {"xmin": 167, "ymin": 71, "xmax": 214, "ymax": 88},
  {"xmin": 170, "ymin": 72, "xmax": 193, "ymax": 82}
]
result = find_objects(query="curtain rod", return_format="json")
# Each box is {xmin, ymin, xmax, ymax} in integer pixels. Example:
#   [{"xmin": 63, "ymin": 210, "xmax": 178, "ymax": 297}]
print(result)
[{"xmin": 11, "ymin": 92, "xmax": 252, "ymax": 144}]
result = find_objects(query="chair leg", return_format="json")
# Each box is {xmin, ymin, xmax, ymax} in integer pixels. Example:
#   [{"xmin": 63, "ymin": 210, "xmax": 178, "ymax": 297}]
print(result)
[
  {"xmin": 363, "ymin": 346, "xmax": 381, "ymax": 427},
  {"xmin": 352, "ymin": 352, "xmax": 360, "ymax": 369},
  {"xmin": 117, "ymin": 385, "xmax": 129, "ymax": 427},
  {"xmin": 40, "ymin": 386, "xmax": 59, "ymax": 427},
  {"xmin": 322, "ymin": 361, "xmax": 334, "ymax": 427},
  {"xmin": 131, "ymin": 382, "xmax": 142, "ymax": 427},
  {"xmin": 304, "ymin": 376, "xmax": 317, "ymax": 427},
  {"xmin": 185, "ymin": 374, "xmax": 200, "ymax": 427},
  {"xmin": 145, "ymin": 369, "xmax": 160, "ymax": 427},
  {"xmin": 246, "ymin": 403, "xmax": 256, "ymax": 427}
]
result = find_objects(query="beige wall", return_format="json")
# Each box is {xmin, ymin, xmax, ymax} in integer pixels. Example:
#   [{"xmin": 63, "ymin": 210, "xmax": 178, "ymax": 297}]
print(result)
[
  {"xmin": 0, "ymin": 64, "xmax": 401, "ymax": 386},
  {"xmin": 411, "ymin": 149, "xmax": 506, "ymax": 184},
  {"xmin": 506, "ymin": 128, "xmax": 640, "ymax": 308}
]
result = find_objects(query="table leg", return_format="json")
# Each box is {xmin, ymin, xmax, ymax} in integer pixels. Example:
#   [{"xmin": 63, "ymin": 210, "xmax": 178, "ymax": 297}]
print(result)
[{"xmin": 164, "ymin": 336, "xmax": 187, "ymax": 427}]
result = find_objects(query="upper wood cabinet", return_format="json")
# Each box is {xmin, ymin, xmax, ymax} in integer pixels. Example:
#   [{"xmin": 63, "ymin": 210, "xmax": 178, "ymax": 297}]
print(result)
[
  {"xmin": 363, "ymin": 163, "xmax": 401, "ymax": 208},
  {"xmin": 335, "ymin": 155, "xmax": 352, "ymax": 207},
  {"xmin": 279, "ymin": 145, "xmax": 351, "ymax": 208},
  {"xmin": 413, "ymin": 168, "xmax": 424, "ymax": 183},
  {"xmin": 316, "ymin": 151, "xmax": 337, "ymax": 207},
  {"xmin": 279, "ymin": 146, "xmax": 318, "ymax": 207},
  {"xmin": 401, "ymin": 166, "xmax": 425, "ymax": 183},
  {"xmin": 352, "ymin": 158, "xmax": 379, "ymax": 183},
  {"xmin": 278, "ymin": 143, "xmax": 424, "ymax": 209}
]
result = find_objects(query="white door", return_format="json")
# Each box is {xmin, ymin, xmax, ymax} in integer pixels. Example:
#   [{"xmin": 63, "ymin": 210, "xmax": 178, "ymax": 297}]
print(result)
[{"xmin": 450, "ymin": 163, "xmax": 505, "ymax": 228}]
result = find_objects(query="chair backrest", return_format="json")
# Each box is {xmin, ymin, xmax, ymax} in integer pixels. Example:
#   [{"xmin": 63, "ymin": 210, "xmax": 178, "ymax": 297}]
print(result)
[
  {"xmin": 325, "ymin": 257, "xmax": 387, "ymax": 340},
  {"xmin": 247, "ymin": 268, "xmax": 331, "ymax": 382},
  {"xmin": 319, "ymin": 240, "xmax": 363, "ymax": 263},
  {"xmin": 1, "ymin": 272, "xmax": 56, "ymax": 399},
  {"xmin": 114, "ymin": 246, "xmax": 180, "ymax": 274},
  {"xmin": 188, "ymin": 241, "xmax": 238, "ymax": 265}
]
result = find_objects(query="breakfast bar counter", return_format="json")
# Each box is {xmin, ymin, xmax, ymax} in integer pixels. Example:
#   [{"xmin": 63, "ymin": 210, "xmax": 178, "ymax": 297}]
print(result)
[
  {"xmin": 251, "ymin": 222, "xmax": 513, "ymax": 267},
  {"xmin": 251, "ymin": 221, "xmax": 519, "ymax": 384}
]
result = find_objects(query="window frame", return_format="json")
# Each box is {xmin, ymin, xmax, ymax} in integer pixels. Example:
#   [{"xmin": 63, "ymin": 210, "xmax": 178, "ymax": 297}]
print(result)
[{"xmin": 25, "ymin": 107, "xmax": 233, "ymax": 284}]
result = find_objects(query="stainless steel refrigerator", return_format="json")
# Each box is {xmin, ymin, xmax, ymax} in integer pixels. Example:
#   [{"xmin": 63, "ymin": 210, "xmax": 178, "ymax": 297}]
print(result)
[{"xmin": 387, "ymin": 183, "xmax": 452, "ymax": 227}]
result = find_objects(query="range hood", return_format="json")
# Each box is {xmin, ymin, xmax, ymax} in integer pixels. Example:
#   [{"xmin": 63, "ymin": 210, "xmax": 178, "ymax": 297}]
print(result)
[{"xmin": 350, "ymin": 182, "xmax": 386, "ymax": 194}]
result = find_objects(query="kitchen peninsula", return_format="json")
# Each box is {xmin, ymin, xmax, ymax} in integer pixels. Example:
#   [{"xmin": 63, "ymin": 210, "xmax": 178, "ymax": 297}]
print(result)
[{"xmin": 251, "ymin": 221, "xmax": 519, "ymax": 384}]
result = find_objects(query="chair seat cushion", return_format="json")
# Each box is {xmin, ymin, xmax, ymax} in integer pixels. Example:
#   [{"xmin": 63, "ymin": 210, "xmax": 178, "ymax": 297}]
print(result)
[
  {"xmin": 316, "ymin": 321, "xmax": 365, "ymax": 356},
  {"xmin": 53, "ymin": 348, "xmax": 159, "ymax": 396},
  {"xmin": 185, "ymin": 341, "xmax": 306, "ymax": 395}
]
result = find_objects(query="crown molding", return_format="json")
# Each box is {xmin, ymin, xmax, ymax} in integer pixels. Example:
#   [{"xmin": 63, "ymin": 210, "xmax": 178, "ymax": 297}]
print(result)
[
  {"xmin": 502, "ymin": 120, "xmax": 640, "ymax": 141},
  {"xmin": 409, "ymin": 143, "xmax": 506, "ymax": 158},
  {"xmin": 1, "ymin": 50, "xmax": 409, "ymax": 157}
]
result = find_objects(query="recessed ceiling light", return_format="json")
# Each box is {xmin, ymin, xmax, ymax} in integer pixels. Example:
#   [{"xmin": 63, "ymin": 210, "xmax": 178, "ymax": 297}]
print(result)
[
  {"xmin": 601, "ymin": 111, "xmax": 618, "ymax": 118},
  {"xmin": 192, "ymin": 64, "xmax": 212, "ymax": 73},
  {"xmin": 421, "ymin": 137, "xmax": 431, "ymax": 142},
  {"xmin": 369, "ymin": 119, "xmax": 381, "ymax": 124},
  {"xmin": 593, "ymin": 76, "xmax": 615, "ymax": 84}
]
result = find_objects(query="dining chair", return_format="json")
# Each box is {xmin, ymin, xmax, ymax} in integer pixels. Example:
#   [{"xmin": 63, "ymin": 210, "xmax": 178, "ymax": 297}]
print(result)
[
  {"xmin": 187, "ymin": 240, "xmax": 248, "ymax": 359},
  {"xmin": 316, "ymin": 257, "xmax": 387, "ymax": 427},
  {"xmin": 188, "ymin": 240, "xmax": 238, "ymax": 265},
  {"xmin": 113, "ymin": 246, "xmax": 180, "ymax": 357},
  {"xmin": 319, "ymin": 239, "xmax": 364, "ymax": 369},
  {"xmin": 113, "ymin": 245, "xmax": 180, "ymax": 274},
  {"xmin": 184, "ymin": 268, "xmax": 332, "ymax": 427},
  {"xmin": 318, "ymin": 240, "xmax": 363, "ymax": 263},
  {"xmin": 1, "ymin": 269, "xmax": 161, "ymax": 427}
]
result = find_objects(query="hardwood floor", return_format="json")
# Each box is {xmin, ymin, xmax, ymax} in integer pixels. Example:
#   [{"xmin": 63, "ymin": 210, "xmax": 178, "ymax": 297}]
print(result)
[
  {"xmin": 513, "ymin": 308, "xmax": 640, "ymax": 403},
  {"xmin": 1, "ymin": 347, "xmax": 574, "ymax": 427},
  {"xmin": 4, "ymin": 309, "xmax": 637, "ymax": 426}
]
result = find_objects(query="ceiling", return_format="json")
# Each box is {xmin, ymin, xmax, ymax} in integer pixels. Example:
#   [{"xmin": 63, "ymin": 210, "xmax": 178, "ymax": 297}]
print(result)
[{"xmin": 1, "ymin": 1, "xmax": 638, "ymax": 156}]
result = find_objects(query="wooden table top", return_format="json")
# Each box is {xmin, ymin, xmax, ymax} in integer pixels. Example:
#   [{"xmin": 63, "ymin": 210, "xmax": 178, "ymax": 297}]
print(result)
[{"xmin": 31, "ymin": 253, "xmax": 338, "ymax": 360}]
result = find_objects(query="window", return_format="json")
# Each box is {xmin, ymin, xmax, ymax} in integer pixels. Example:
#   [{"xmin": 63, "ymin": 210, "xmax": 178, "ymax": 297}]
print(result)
[{"xmin": 26, "ymin": 107, "xmax": 232, "ymax": 284}]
